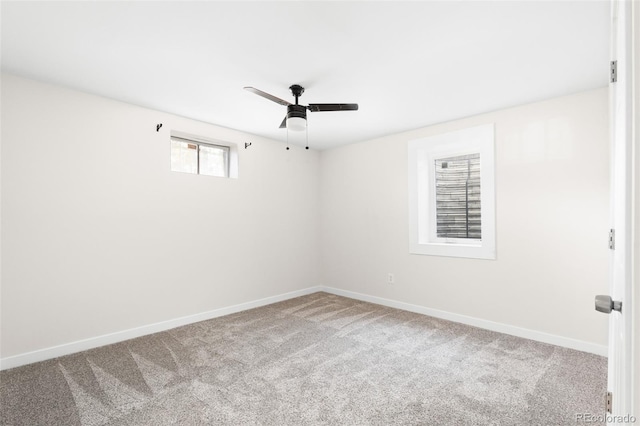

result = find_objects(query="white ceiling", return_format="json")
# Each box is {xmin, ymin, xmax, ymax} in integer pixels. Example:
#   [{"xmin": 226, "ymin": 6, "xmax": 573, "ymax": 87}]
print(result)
[{"xmin": 1, "ymin": 1, "xmax": 609, "ymax": 150}]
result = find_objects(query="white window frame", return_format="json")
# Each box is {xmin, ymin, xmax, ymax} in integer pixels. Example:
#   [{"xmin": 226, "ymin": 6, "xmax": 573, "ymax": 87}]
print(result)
[
  {"xmin": 170, "ymin": 130, "xmax": 238, "ymax": 179},
  {"xmin": 408, "ymin": 124, "xmax": 496, "ymax": 259}
]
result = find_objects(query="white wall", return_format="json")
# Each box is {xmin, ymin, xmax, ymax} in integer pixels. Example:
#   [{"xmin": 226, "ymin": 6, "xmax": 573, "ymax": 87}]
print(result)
[
  {"xmin": 0, "ymin": 74, "xmax": 320, "ymax": 360},
  {"xmin": 1, "ymin": 74, "xmax": 611, "ymax": 366},
  {"xmin": 320, "ymin": 88, "xmax": 610, "ymax": 350}
]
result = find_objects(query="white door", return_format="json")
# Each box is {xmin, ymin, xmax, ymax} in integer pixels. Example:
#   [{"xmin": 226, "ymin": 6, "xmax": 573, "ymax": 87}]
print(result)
[{"xmin": 605, "ymin": 0, "xmax": 633, "ymax": 419}]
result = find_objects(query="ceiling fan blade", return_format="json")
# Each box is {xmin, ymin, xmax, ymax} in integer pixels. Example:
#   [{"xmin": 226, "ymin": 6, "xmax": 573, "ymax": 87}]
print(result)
[
  {"xmin": 244, "ymin": 87, "xmax": 291, "ymax": 106},
  {"xmin": 279, "ymin": 116, "xmax": 287, "ymax": 129},
  {"xmin": 307, "ymin": 103, "xmax": 359, "ymax": 112}
]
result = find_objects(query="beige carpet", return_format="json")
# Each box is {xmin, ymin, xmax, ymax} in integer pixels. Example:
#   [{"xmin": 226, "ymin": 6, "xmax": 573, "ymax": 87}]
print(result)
[{"xmin": 1, "ymin": 292, "xmax": 606, "ymax": 425}]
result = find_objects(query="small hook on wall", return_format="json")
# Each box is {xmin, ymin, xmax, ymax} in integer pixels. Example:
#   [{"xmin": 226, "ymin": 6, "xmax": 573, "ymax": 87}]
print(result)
[
  {"xmin": 245, "ymin": 142, "xmax": 252, "ymax": 149},
  {"xmin": 156, "ymin": 123, "xmax": 163, "ymax": 132}
]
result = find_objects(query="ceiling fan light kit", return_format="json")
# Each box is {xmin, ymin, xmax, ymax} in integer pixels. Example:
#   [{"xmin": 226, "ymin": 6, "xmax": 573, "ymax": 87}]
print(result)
[
  {"xmin": 286, "ymin": 104, "xmax": 307, "ymax": 131},
  {"xmin": 244, "ymin": 84, "xmax": 358, "ymax": 144}
]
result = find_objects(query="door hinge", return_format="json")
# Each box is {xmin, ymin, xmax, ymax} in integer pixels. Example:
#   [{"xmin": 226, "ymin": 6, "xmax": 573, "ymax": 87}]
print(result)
[
  {"xmin": 609, "ymin": 229, "xmax": 615, "ymax": 250},
  {"xmin": 611, "ymin": 61, "xmax": 617, "ymax": 83},
  {"xmin": 606, "ymin": 391, "xmax": 612, "ymax": 413}
]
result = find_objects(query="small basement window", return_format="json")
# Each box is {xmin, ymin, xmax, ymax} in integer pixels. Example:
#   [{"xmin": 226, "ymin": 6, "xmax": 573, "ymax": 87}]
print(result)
[{"xmin": 170, "ymin": 133, "xmax": 237, "ymax": 178}]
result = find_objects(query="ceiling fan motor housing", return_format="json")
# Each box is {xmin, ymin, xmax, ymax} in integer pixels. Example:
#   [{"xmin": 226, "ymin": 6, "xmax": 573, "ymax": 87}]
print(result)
[{"xmin": 287, "ymin": 104, "xmax": 307, "ymax": 119}]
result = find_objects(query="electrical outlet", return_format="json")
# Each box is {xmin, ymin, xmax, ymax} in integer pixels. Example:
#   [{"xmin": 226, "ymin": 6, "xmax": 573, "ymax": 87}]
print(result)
[{"xmin": 387, "ymin": 273, "xmax": 395, "ymax": 284}]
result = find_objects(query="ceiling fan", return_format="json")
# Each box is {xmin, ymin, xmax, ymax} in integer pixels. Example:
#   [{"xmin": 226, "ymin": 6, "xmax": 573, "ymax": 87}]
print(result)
[{"xmin": 244, "ymin": 84, "xmax": 358, "ymax": 132}]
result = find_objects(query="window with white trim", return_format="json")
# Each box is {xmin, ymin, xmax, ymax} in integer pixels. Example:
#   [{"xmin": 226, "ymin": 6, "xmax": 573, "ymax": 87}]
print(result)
[
  {"xmin": 170, "ymin": 132, "xmax": 238, "ymax": 178},
  {"xmin": 408, "ymin": 124, "xmax": 495, "ymax": 259}
]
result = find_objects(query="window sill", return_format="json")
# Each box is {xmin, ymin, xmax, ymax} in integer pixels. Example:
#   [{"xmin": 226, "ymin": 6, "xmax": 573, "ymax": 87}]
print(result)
[{"xmin": 409, "ymin": 241, "xmax": 495, "ymax": 260}]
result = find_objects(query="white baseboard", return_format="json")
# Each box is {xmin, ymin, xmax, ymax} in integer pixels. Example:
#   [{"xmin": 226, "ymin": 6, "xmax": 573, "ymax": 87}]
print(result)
[
  {"xmin": 1, "ymin": 284, "xmax": 607, "ymax": 370},
  {"xmin": 0, "ymin": 286, "xmax": 323, "ymax": 371},
  {"xmin": 321, "ymin": 286, "xmax": 608, "ymax": 357}
]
